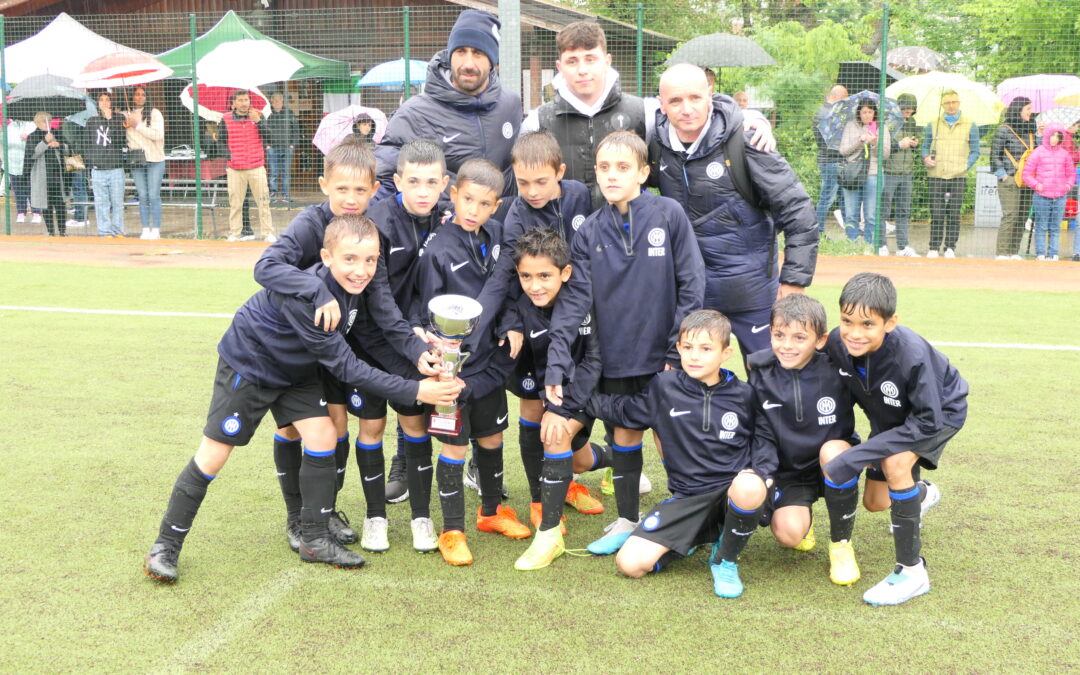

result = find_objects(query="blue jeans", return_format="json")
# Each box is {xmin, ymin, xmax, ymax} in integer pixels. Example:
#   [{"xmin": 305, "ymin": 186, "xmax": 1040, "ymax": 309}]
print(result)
[
  {"xmin": 1032, "ymin": 193, "xmax": 1065, "ymax": 257},
  {"xmin": 11, "ymin": 173, "xmax": 31, "ymax": 213},
  {"xmin": 815, "ymin": 161, "xmax": 840, "ymax": 233},
  {"xmin": 131, "ymin": 160, "xmax": 164, "ymax": 230},
  {"xmin": 71, "ymin": 171, "xmax": 88, "ymax": 221},
  {"xmin": 266, "ymin": 146, "xmax": 293, "ymax": 199},
  {"xmin": 882, "ymin": 173, "xmax": 913, "ymax": 248},
  {"xmin": 842, "ymin": 173, "xmax": 878, "ymax": 244},
  {"xmin": 92, "ymin": 167, "xmax": 126, "ymax": 236}
]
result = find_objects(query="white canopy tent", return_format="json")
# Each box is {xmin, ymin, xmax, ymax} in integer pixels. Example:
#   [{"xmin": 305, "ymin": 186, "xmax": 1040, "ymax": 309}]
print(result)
[{"xmin": 2, "ymin": 12, "xmax": 150, "ymax": 83}]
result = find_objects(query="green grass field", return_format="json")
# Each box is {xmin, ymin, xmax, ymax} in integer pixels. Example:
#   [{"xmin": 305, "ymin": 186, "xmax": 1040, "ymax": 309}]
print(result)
[{"xmin": 2, "ymin": 261, "xmax": 1078, "ymax": 672}]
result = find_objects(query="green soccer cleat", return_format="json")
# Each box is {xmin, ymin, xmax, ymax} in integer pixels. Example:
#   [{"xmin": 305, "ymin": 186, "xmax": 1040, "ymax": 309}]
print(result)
[
  {"xmin": 514, "ymin": 527, "xmax": 566, "ymax": 571},
  {"xmin": 599, "ymin": 466, "xmax": 615, "ymax": 496}
]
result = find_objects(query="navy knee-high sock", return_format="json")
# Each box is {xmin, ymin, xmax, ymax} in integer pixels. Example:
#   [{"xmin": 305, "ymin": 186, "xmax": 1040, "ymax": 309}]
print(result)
[
  {"xmin": 299, "ymin": 446, "xmax": 337, "ymax": 538},
  {"xmin": 475, "ymin": 443, "xmax": 504, "ymax": 517},
  {"xmin": 519, "ymin": 419, "xmax": 543, "ymax": 503},
  {"xmin": 334, "ymin": 434, "xmax": 350, "ymax": 493},
  {"xmin": 715, "ymin": 499, "xmax": 764, "ymax": 564},
  {"xmin": 156, "ymin": 457, "xmax": 213, "ymax": 547},
  {"xmin": 611, "ymin": 442, "xmax": 643, "ymax": 522},
  {"xmin": 404, "ymin": 432, "xmax": 434, "ymax": 519},
  {"xmin": 890, "ymin": 484, "xmax": 922, "ymax": 566},
  {"xmin": 539, "ymin": 450, "xmax": 573, "ymax": 531},
  {"xmin": 355, "ymin": 440, "xmax": 386, "ymax": 519},
  {"xmin": 436, "ymin": 454, "xmax": 466, "ymax": 533},
  {"xmin": 823, "ymin": 475, "xmax": 860, "ymax": 542},
  {"xmin": 273, "ymin": 434, "xmax": 302, "ymax": 518}
]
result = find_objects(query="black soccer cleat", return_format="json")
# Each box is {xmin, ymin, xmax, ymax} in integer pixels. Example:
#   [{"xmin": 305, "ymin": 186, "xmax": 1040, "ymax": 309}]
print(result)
[
  {"xmin": 328, "ymin": 510, "xmax": 359, "ymax": 545},
  {"xmin": 298, "ymin": 535, "xmax": 366, "ymax": 569},
  {"xmin": 385, "ymin": 455, "xmax": 409, "ymax": 503},
  {"xmin": 144, "ymin": 541, "xmax": 180, "ymax": 584},
  {"xmin": 286, "ymin": 517, "xmax": 302, "ymax": 553}
]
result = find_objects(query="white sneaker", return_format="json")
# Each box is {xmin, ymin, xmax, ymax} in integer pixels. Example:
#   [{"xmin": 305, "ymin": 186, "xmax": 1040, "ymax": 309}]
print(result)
[
  {"xmin": 1050, "ymin": 255, "xmax": 1060, "ymax": 261},
  {"xmin": 639, "ymin": 472, "xmax": 652, "ymax": 495},
  {"xmin": 410, "ymin": 517, "xmax": 438, "ymax": 552},
  {"xmin": 139, "ymin": 228, "xmax": 151, "ymax": 240},
  {"xmin": 16, "ymin": 213, "xmax": 25, "ymax": 223},
  {"xmin": 1010, "ymin": 254, "xmax": 1022, "ymax": 261},
  {"xmin": 897, "ymin": 246, "xmax": 920, "ymax": 257},
  {"xmin": 31, "ymin": 213, "xmax": 42, "ymax": 224},
  {"xmin": 944, "ymin": 248, "xmax": 956, "ymax": 258},
  {"xmin": 264, "ymin": 233, "xmax": 278, "ymax": 243},
  {"xmin": 227, "ymin": 235, "xmax": 241, "ymax": 242},
  {"xmin": 919, "ymin": 480, "xmax": 941, "ymax": 518},
  {"xmin": 863, "ymin": 559, "xmax": 931, "ymax": 606},
  {"xmin": 878, "ymin": 245, "xmax": 890, "ymax": 256},
  {"xmin": 927, "ymin": 250, "xmax": 939, "ymax": 258},
  {"xmin": 361, "ymin": 516, "xmax": 390, "ymax": 552},
  {"xmin": 995, "ymin": 255, "xmax": 1009, "ymax": 260},
  {"xmin": 148, "ymin": 229, "xmax": 160, "ymax": 240},
  {"xmin": 1036, "ymin": 255, "xmax": 1046, "ymax": 261},
  {"xmin": 240, "ymin": 234, "xmax": 256, "ymax": 241}
]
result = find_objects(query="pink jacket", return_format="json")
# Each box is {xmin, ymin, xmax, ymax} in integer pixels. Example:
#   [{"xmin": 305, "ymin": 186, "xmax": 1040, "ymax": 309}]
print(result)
[{"xmin": 1022, "ymin": 123, "xmax": 1078, "ymax": 198}]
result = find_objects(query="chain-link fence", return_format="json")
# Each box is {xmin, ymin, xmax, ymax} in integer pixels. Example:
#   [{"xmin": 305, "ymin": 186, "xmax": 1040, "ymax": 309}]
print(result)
[{"xmin": 2, "ymin": 2, "xmax": 1078, "ymax": 259}]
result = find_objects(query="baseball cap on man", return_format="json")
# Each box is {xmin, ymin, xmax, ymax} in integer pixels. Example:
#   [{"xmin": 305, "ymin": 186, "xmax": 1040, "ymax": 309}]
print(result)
[
  {"xmin": 448, "ymin": 9, "xmax": 501, "ymax": 67},
  {"xmin": 897, "ymin": 93, "xmax": 918, "ymax": 111}
]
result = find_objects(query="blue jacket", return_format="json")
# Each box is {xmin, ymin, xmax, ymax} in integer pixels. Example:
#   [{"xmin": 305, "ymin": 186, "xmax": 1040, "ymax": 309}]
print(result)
[
  {"xmin": 546, "ymin": 189, "xmax": 704, "ymax": 383},
  {"xmin": 218, "ymin": 263, "xmax": 420, "ymax": 406},
  {"xmin": 746, "ymin": 348, "xmax": 859, "ymax": 477},
  {"xmin": 515, "ymin": 293, "xmax": 600, "ymax": 413},
  {"xmin": 650, "ymin": 95, "xmax": 818, "ymax": 314},
  {"xmin": 587, "ymin": 369, "xmax": 777, "ymax": 497},
  {"xmin": 365, "ymin": 194, "xmax": 442, "ymax": 325}
]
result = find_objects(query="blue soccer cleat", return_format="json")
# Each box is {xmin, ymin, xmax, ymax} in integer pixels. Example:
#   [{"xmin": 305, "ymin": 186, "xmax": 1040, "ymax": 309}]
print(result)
[
  {"xmin": 710, "ymin": 559, "xmax": 744, "ymax": 598},
  {"xmin": 587, "ymin": 517, "xmax": 638, "ymax": 555}
]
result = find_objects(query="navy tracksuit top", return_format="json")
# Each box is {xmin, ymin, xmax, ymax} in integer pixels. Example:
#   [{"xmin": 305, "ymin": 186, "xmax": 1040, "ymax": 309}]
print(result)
[
  {"xmin": 364, "ymin": 194, "xmax": 442, "ymax": 325},
  {"xmin": 516, "ymin": 294, "xmax": 600, "ymax": 412}
]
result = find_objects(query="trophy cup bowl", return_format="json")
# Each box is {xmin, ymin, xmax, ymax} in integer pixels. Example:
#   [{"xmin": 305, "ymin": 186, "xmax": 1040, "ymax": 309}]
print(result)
[{"xmin": 426, "ymin": 294, "xmax": 483, "ymax": 435}]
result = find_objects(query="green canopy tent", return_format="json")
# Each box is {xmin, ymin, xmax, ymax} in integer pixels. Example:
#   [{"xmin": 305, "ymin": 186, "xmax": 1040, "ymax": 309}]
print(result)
[{"xmin": 157, "ymin": 10, "xmax": 348, "ymax": 81}]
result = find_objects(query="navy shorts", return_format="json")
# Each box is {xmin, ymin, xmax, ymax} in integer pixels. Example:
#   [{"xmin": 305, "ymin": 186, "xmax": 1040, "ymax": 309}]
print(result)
[
  {"xmin": 320, "ymin": 367, "xmax": 425, "ymax": 420},
  {"xmin": 430, "ymin": 387, "xmax": 509, "ymax": 446},
  {"xmin": 203, "ymin": 357, "xmax": 328, "ymax": 446},
  {"xmin": 633, "ymin": 487, "xmax": 731, "ymax": 556},
  {"xmin": 830, "ymin": 425, "xmax": 957, "ymax": 484},
  {"xmin": 506, "ymin": 349, "xmax": 542, "ymax": 400},
  {"xmin": 598, "ymin": 373, "xmax": 656, "ymax": 431}
]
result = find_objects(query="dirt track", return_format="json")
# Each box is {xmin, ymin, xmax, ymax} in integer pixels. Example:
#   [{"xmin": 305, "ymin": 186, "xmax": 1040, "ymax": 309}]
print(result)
[{"xmin": 1, "ymin": 235, "xmax": 1078, "ymax": 293}]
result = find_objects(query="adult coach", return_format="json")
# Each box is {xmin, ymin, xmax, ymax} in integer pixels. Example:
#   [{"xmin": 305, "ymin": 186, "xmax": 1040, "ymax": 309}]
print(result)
[
  {"xmin": 649, "ymin": 63, "xmax": 818, "ymax": 358},
  {"xmin": 374, "ymin": 9, "xmax": 521, "ymax": 206},
  {"xmin": 217, "ymin": 90, "xmax": 275, "ymax": 243}
]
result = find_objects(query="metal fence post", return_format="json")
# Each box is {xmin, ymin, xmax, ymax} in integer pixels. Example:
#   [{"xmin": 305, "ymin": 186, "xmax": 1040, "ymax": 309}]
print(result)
[
  {"xmin": 190, "ymin": 13, "xmax": 203, "ymax": 239},
  {"xmin": 1, "ymin": 15, "xmax": 9, "ymax": 236},
  {"xmin": 875, "ymin": 3, "xmax": 890, "ymax": 249},
  {"xmin": 403, "ymin": 7, "xmax": 411, "ymax": 101},
  {"xmin": 636, "ymin": 3, "xmax": 644, "ymax": 98}
]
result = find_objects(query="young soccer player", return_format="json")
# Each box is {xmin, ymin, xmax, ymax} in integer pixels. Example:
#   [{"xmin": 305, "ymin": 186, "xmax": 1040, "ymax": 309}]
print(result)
[
  {"xmin": 823, "ymin": 272, "xmax": 968, "ymax": 606},
  {"xmin": 509, "ymin": 227, "xmax": 609, "ymax": 570},
  {"xmin": 583, "ymin": 310, "xmax": 774, "ymax": 597},
  {"xmin": 746, "ymin": 294, "xmax": 862, "ymax": 586},
  {"xmin": 143, "ymin": 215, "xmax": 463, "ymax": 584},
  {"xmin": 253, "ymin": 137, "xmax": 440, "ymax": 553},
  {"xmin": 545, "ymin": 130, "xmax": 705, "ymax": 555},
  {"xmin": 415, "ymin": 158, "xmax": 529, "ymax": 566}
]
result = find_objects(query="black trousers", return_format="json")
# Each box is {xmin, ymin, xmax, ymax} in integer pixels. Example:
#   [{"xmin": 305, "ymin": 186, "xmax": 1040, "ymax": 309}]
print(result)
[{"xmin": 927, "ymin": 176, "xmax": 965, "ymax": 251}]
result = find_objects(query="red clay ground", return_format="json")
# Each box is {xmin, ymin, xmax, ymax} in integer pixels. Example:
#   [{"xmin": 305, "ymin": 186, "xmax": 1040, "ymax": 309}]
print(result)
[{"xmin": 1, "ymin": 234, "xmax": 1078, "ymax": 292}]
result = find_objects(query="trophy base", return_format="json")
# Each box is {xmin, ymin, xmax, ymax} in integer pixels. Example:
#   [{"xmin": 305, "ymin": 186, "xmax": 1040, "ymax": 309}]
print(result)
[{"xmin": 428, "ymin": 412, "xmax": 462, "ymax": 436}]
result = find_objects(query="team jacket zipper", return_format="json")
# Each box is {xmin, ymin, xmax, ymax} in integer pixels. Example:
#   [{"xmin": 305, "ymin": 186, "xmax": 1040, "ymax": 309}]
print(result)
[{"xmin": 789, "ymin": 369, "xmax": 804, "ymax": 423}]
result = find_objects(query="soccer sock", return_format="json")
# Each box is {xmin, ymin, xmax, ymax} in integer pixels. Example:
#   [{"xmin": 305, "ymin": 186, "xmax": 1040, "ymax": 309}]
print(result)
[
  {"xmin": 156, "ymin": 457, "xmax": 213, "ymax": 547},
  {"xmin": 396, "ymin": 423, "xmax": 407, "ymax": 462},
  {"xmin": 404, "ymin": 432, "xmax": 434, "ymax": 520},
  {"xmin": 519, "ymin": 419, "xmax": 544, "ymax": 503},
  {"xmin": 823, "ymin": 475, "xmax": 860, "ymax": 542},
  {"xmin": 588, "ymin": 442, "xmax": 613, "ymax": 472},
  {"xmin": 299, "ymin": 446, "xmax": 337, "ymax": 538},
  {"xmin": 716, "ymin": 499, "xmax": 764, "ymax": 563},
  {"xmin": 889, "ymin": 484, "xmax": 922, "ymax": 567},
  {"xmin": 334, "ymin": 434, "xmax": 350, "ymax": 494},
  {"xmin": 611, "ymin": 443, "xmax": 643, "ymax": 522},
  {"xmin": 652, "ymin": 550, "xmax": 681, "ymax": 574},
  {"xmin": 272, "ymin": 434, "xmax": 302, "ymax": 518},
  {"xmin": 539, "ymin": 450, "xmax": 573, "ymax": 531},
  {"xmin": 475, "ymin": 443, "xmax": 504, "ymax": 517},
  {"xmin": 355, "ymin": 440, "xmax": 386, "ymax": 519},
  {"xmin": 436, "ymin": 455, "xmax": 466, "ymax": 533}
]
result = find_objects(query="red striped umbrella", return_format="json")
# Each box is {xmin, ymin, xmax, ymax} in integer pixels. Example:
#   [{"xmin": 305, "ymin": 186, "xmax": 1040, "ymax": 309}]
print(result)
[{"xmin": 71, "ymin": 52, "xmax": 173, "ymax": 89}]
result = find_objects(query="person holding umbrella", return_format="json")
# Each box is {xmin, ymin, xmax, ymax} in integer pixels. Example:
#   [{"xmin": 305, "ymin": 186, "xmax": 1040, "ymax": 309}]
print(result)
[
  {"xmin": 882, "ymin": 93, "xmax": 921, "ymax": 256},
  {"xmin": 990, "ymin": 97, "xmax": 1036, "ymax": 259},
  {"xmin": 921, "ymin": 90, "xmax": 981, "ymax": 258},
  {"xmin": 27, "ymin": 111, "xmax": 68, "ymax": 236},
  {"xmin": 839, "ymin": 98, "xmax": 890, "ymax": 244},
  {"xmin": 123, "ymin": 86, "xmax": 166, "ymax": 240},
  {"xmin": 214, "ymin": 89, "xmax": 275, "ymax": 242},
  {"xmin": 84, "ymin": 91, "xmax": 128, "ymax": 238}
]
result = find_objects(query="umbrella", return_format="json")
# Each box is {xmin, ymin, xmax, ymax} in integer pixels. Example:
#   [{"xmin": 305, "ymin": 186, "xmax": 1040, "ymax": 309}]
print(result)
[
  {"xmin": 195, "ymin": 40, "xmax": 304, "ymax": 89},
  {"xmin": 312, "ymin": 105, "xmax": 388, "ymax": 155},
  {"xmin": 357, "ymin": 59, "xmax": 430, "ymax": 90},
  {"xmin": 665, "ymin": 32, "xmax": 776, "ymax": 68},
  {"xmin": 71, "ymin": 52, "xmax": 173, "ymax": 89},
  {"xmin": 6, "ymin": 74, "xmax": 90, "ymax": 120},
  {"xmin": 1052, "ymin": 83, "xmax": 1080, "ymax": 107},
  {"xmin": 66, "ymin": 99, "xmax": 98, "ymax": 127},
  {"xmin": 887, "ymin": 46, "xmax": 949, "ymax": 73},
  {"xmin": 1, "ymin": 12, "xmax": 151, "ymax": 83},
  {"xmin": 836, "ymin": 61, "xmax": 904, "ymax": 95},
  {"xmin": 1036, "ymin": 106, "xmax": 1080, "ymax": 129},
  {"xmin": 180, "ymin": 83, "xmax": 270, "ymax": 122},
  {"xmin": 997, "ymin": 74, "xmax": 1080, "ymax": 113},
  {"xmin": 817, "ymin": 90, "xmax": 904, "ymax": 151},
  {"xmin": 886, "ymin": 71, "xmax": 1004, "ymax": 126}
]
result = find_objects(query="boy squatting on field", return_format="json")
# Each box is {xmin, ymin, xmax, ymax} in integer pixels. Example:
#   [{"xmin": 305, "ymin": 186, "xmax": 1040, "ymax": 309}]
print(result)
[
  {"xmin": 746, "ymin": 294, "xmax": 863, "ymax": 586},
  {"xmin": 823, "ymin": 272, "xmax": 968, "ymax": 606},
  {"xmin": 578, "ymin": 310, "xmax": 776, "ymax": 598},
  {"xmin": 143, "ymin": 215, "xmax": 463, "ymax": 583}
]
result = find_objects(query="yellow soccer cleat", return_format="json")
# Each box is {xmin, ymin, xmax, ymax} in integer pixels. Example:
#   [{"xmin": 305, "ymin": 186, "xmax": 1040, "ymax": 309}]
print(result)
[
  {"xmin": 599, "ymin": 466, "xmax": 615, "ymax": 496},
  {"xmin": 529, "ymin": 502, "xmax": 567, "ymax": 535},
  {"xmin": 794, "ymin": 524, "xmax": 816, "ymax": 552},
  {"xmin": 438, "ymin": 530, "xmax": 473, "ymax": 566},
  {"xmin": 476, "ymin": 505, "xmax": 532, "ymax": 539},
  {"xmin": 829, "ymin": 540, "xmax": 861, "ymax": 586},
  {"xmin": 514, "ymin": 526, "xmax": 566, "ymax": 571},
  {"xmin": 565, "ymin": 481, "xmax": 605, "ymax": 514}
]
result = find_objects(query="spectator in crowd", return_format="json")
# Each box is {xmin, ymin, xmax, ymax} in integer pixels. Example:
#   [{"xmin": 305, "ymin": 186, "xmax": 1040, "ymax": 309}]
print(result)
[
  {"xmin": 839, "ymin": 98, "xmax": 890, "ymax": 245},
  {"xmin": 60, "ymin": 116, "xmax": 89, "ymax": 230},
  {"xmin": 1022, "ymin": 123, "xmax": 1076, "ymax": 261},
  {"xmin": 354, "ymin": 113, "xmax": 375, "ymax": 143},
  {"xmin": 5, "ymin": 119, "xmax": 34, "ymax": 223},
  {"xmin": 813, "ymin": 84, "xmax": 848, "ymax": 234},
  {"xmin": 123, "ymin": 86, "xmax": 165, "ymax": 240},
  {"xmin": 733, "ymin": 91, "xmax": 749, "ymax": 109},
  {"xmin": 27, "ymin": 111, "xmax": 67, "ymax": 236},
  {"xmin": 881, "ymin": 93, "xmax": 920, "ymax": 257},
  {"xmin": 265, "ymin": 91, "xmax": 299, "ymax": 206},
  {"xmin": 921, "ymin": 90, "xmax": 980, "ymax": 258},
  {"xmin": 215, "ymin": 89, "xmax": 275, "ymax": 242},
  {"xmin": 990, "ymin": 96, "xmax": 1036, "ymax": 260},
  {"xmin": 85, "ymin": 91, "xmax": 127, "ymax": 238}
]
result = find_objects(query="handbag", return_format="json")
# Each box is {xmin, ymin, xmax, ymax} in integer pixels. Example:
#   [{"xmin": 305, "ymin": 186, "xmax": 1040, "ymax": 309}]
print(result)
[
  {"xmin": 64, "ymin": 154, "xmax": 85, "ymax": 172},
  {"xmin": 126, "ymin": 148, "xmax": 147, "ymax": 169},
  {"xmin": 838, "ymin": 143, "xmax": 869, "ymax": 190}
]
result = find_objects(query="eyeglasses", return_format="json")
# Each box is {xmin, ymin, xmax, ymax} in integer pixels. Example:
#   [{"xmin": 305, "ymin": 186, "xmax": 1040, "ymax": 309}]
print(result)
[{"xmin": 942, "ymin": 99, "xmax": 960, "ymax": 106}]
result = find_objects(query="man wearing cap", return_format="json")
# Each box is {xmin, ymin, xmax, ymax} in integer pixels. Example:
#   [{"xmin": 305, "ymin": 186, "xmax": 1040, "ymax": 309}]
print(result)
[
  {"xmin": 881, "ymin": 93, "xmax": 921, "ymax": 257},
  {"xmin": 374, "ymin": 9, "xmax": 521, "ymax": 205}
]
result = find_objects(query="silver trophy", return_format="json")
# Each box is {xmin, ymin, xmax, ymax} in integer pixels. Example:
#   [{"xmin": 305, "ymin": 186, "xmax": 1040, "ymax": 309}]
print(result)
[{"xmin": 426, "ymin": 294, "xmax": 483, "ymax": 435}]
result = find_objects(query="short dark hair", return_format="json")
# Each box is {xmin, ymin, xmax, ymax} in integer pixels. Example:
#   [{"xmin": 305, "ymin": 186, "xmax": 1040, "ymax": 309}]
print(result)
[
  {"xmin": 456, "ymin": 157, "xmax": 504, "ymax": 196},
  {"xmin": 771, "ymin": 294, "xmax": 827, "ymax": 338},
  {"xmin": 230, "ymin": 89, "xmax": 251, "ymax": 104},
  {"xmin": 596, "ymin": 130, "xmax": 647, "ymax": 167},
  {"xmin": 839, "ymin": 272, "xmax": 897, "ymax": 320},
  {"xmin": 323, "ymin": 135, "xmax": 376, "ymax": 183},
  {"xmin": 556, "ymin": 21, "xmax": 606, "ymax": 56},
  {"xmin": 511, "ymin": 131, "xmax": 564, "ymax": 173},
  {"xmin": 324, "ymin": 213, "xmax": 378, "ymax": 251},
  {"xmin": 680, "ymin": 310, "xmax": 731, "ymax": 348},
  {"xmin": 512, "ymin": 226, "xmax": 570, "ymax": 268},
  {"xmin": 397, "ymin": 138, "xmax": 446, "ymax": 174}
]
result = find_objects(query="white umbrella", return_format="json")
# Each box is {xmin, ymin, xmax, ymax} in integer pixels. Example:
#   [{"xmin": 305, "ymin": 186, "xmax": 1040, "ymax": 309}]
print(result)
[
  {"xmin": 195, "ymin": 40, "xmax": 304, "ymax": 89},
  {"xmin": 2, "ymin": 12, "xmax": 150, "ymax": 83}
]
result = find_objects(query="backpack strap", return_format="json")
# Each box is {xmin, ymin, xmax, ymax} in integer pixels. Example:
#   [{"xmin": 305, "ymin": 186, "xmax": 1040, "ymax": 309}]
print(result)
[{"xmin": 723, "ymin": 128, "xmax": 760, "ymax": 210}]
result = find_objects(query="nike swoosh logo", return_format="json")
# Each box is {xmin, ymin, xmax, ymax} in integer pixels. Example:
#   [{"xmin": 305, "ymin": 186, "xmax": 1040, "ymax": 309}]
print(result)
[
  {"xmin": 336, "ymin": 467, "xmax": 346, "ymax": 474},
  {"xmin": 529, "ymin": 329, "xmax": 548, "ymax": 338},
  {"xmin": 450, "ymin": 261, "xmax": 469, "ymax": 272},
  {"xmin": 363, "ymin": 473, "xmax": 384, "ymax": 482},
  {"xmin": 731, "ymin": 529, "xmax": 756, "ymax": 536},
  {"xmin": 497, "ymin": 414, "xmax": 508, "ymax": 424},
  {"xmin": 762, "ymin": 401, "xmax": 782, "ymax": 410},
  {"xmin": 170, "ymin": 525, "xmax": 190, "ymax": 533},
  {"xmin": 389, "ymin": 246, "xmax": 405, "ymax": 254},
  {"xmin": 442, "ymin": 133, "xmax": 462, "ymax": 143},
  {"xmin": 275, "ymin": 471, "xmax": 286, "ymax": 477},
  {"xmin": 494, "ymin": 471, "xmax": 504, "ymax": 478},
  {"xmin": 838, "ymin": 369, "xmax": 852, "ymax": 377},
  {"xmin": 541, "ymin": 477, "xmax": 564, "ymax": 484},
  {"xmin": 320, "ymin": 507, "xmax": 333, "ymax": 514},
  {"xmin": 669, "ymin": 408, "xmax": 691, "ymax": 417},
  {"xmin": 750, "ymin": 324, "xmax": 769, "ymax": 333},
  {"xmin": 319, "ymin": 399, "xmax": 327, "ymax": 406},
  {"xmin": 439, "ymin": 490, "xmax": 459, "ymax": 497},
  {"xmin": 418, "ymin": 465, "xmax": 432, "ymax": 472},
  {"xmin": 842, "ymin": 511, "xmax": 856, "ymax": 520},
  {"xmin": 659, "ymin": 163, "xmax": 668, "ymax": 171}
]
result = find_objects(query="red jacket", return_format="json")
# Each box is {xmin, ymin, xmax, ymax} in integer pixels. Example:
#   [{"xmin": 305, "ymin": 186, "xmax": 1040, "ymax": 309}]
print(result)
[{"xmin": 221, "ymin": 112, "xmax": 265, "ymax": 170}]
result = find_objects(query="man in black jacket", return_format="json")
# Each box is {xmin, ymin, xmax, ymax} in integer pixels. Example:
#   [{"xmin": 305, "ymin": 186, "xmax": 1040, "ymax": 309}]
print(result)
[
  {"xmin": 265, "ymin": 92, "xmax": 300, "ymax": 205},
  {"xmin": 813, "ymin": 84, "xmax": 848, "ymax": 233}
]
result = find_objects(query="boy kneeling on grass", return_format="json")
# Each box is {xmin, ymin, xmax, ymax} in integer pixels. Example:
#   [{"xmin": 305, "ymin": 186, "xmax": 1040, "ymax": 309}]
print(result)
[
  {"xmin": 143, "ymin": 215, "xmax": 462, "ymax": 584},
  {"xmin": 582, "ymin": 310, "xmax": 776, "ymax": 598}
]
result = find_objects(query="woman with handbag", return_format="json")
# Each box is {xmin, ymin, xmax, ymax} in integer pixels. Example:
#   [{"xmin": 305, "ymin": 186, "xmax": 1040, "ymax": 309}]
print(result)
[
  {"xmin": 27, "ymin": 112, "xmax": 68, "ymax": 236},
  {"xmin": 124, "ymin": 86, "xmax": 166, "ymax": 240},
  {"xmin": 839, "ymin": 98, "xmax": 890, "ymax": 244}
]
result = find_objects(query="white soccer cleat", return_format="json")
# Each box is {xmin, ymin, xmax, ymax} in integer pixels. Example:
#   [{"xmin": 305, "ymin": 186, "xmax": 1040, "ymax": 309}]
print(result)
[
  {"xmin": 863, "ymin": 559, "xmax": 930, "ymax": 606},
  {"xmin": 410, "ymin": 517, "xmax": 438, "ymax": 552},
  {"xmin": 639, "ymin": 471, "xmax": 652, "ymax": 495},
  {"xmin": 361, "ymin": 516, "xmax": 390, "ymax": 552},
  {"xmin": 919, "ymin": 481, "xmax": 941, "ymax": 518}
]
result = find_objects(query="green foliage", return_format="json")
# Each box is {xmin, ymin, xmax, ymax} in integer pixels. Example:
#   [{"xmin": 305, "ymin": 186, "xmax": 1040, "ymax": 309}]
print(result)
[{"xmin": 957, "ymin": 0, "xmax": 1080, "ymax": 81}]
